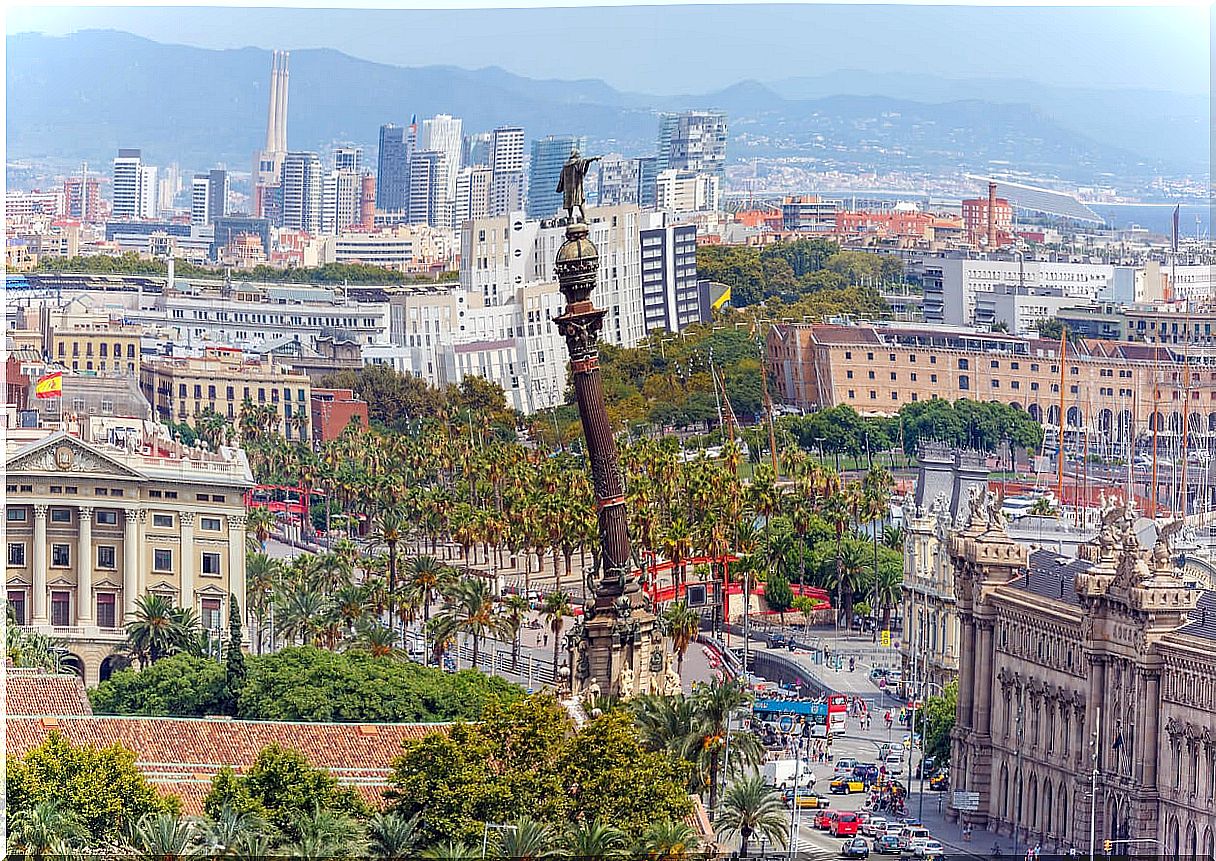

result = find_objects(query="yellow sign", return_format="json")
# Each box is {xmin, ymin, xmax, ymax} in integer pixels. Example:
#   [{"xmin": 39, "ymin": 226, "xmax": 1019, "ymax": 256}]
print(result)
[{"xmin": 880, "ymin": 630, "xmax": 892, "ymax": 648}]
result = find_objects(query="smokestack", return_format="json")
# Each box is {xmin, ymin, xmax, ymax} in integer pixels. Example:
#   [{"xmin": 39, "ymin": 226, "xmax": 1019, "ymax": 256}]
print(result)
[
  {"xmin": 265, "ymin": 51, "xmax": 280, "ymax": 152},
  {"xmin": 360, "ymin": 174, "xmax": 376, "ymax": 229},
  {"xmin": 987, "ymin": 182, "xmax": 997, "ymax": 248},
  {"xmin": 275, "ymin": 51, "xmax": 289, "ymax": 152}
]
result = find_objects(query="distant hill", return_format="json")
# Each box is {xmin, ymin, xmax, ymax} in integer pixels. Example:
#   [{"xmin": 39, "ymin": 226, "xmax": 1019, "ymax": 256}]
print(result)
[{"xmin": 5, "ymin": 30, "xmax": 1197, "ymax": 181}]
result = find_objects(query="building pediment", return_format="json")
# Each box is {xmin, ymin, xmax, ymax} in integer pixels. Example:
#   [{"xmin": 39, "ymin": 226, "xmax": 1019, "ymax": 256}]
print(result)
[
  {"xmin": 195, "ymin": 584, "xmax": 228, "ymax": 597},
  {"xmin": 94, "ymin": 576, "xmax": 123, "ymax": 590},
  {"xmin": 48, "ymin": 574, "xmax": 77, "ymax": 587},
  {"xmin": 7, "ymin": 574, "xmax": 33, "ymax": 587},
  {"xmin": 6, "ymin": 432, "xmax": 146, "ymax": 481}
]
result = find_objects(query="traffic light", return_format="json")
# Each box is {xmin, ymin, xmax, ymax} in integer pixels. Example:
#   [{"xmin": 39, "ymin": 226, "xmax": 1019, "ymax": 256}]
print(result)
[{"xmin": 1103, "ymin": 840, "xmax": 1113, "ymax": 853}]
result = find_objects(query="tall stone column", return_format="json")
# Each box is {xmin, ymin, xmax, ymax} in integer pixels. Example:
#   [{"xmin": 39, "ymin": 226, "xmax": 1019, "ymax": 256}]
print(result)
[
  {"xmin": 76, "ymin": 506, "xmax": 94, "ymax": 623},
  {"xmin": 1141, "ymin": 671, "xmax": 1160, "ymax": 787},
  {"xmin": 32, "ymin": 505, "xmax": 49, "ymax": 625},
  {"xmin": 179, "ymin": 511, "xmax": 196, "ymax": 612},
  {"xmin": 554, "ymin": 218, "xmax": 663, "ymax": 699},
  {"xmin": 958, "ymin": 614, "xmax": 977, "ymax": 729},
  {"xmin": 974, "ymin": 619, "xmax": 995, "ymax": 735},
  {"xmin": 123, "ymin": 508, "xmax": 142, "ymax": 619}
]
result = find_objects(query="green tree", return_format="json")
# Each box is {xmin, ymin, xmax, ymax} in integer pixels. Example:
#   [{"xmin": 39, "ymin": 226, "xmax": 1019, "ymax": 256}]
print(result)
[
  {"xmin": 90, "ymin": 653, "xmax": 228, "ymax": 716},
  {"xmin": 6, "ymin": 732, "xmax": 178, "ymax": 843},
  {"xmin": 922, "ymin": 681, "xmax": 959, "ymax": 763},
  {"xmin": 224, "ymin": 594, "xmax": 247, "ymax": 715},
  {"xmin": 763, "ymin": 573, "xmax": 794, "ymax": 625},
  {"xmin": 662, "ymin": 600, "xmax": 701, "ymax": 675}
]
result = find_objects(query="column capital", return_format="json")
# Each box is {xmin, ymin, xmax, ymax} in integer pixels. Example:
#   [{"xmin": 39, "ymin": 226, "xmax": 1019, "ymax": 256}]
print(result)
[
  {"xmin": 179, "ymin": 511, "xmax": 196, "ymax": 527},
  {"xmin": 33, "ymin": 504, "xmax": 48, "ymax": 519},
  {"xmin": 77, "ymin": 504, "xmax": 95, "ymax": 518},
  {"xmin": 124, "ymin": 507, "xmax": 145, "ymax": 524},
  {"xmin": 229, "ymin": 514, "xmax": 248, "ymax": 529}
]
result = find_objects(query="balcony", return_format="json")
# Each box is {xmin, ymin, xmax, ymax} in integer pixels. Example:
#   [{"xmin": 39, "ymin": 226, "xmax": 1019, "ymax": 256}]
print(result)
[{"xmin": 23, "ymin": 624, "xmax": 127, "ymax": 642}]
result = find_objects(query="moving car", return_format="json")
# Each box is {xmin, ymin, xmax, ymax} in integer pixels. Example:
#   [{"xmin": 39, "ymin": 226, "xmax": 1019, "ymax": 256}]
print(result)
[
  {"xmin": 913, "ymin": 755, "xmax": 937, "ymax": 779},
  {"xmin": 916, "ymin": 840, "xmax": 945, "ymax": 860},
  {"xmin": 875, "ymin": 835, "xmax": 903, "ymax": 855},
  {"xmin": 788, "ymin": 792, "xmax": 831, "ymax": 810},
  {"xmin": 830, "ymin": 777, "xmax": 868, "ymax": 794},
  {"xmin": 929, "ymin": 770, "xmax": 950, "ymax": 791},
  {"xmin": 862, "ymin": 816, "xmax": 888, "ymax": 837},
  {"xmin": 841, "ymin": 837, "xmax": 870, "ymax": 858},
  {"xmin": 814, "ymin": 809, "xmax": 835, "ymax": 830},
  {"xmin": 884, "ymin": 753, "xmax": 906, "ymax": 775},
  {"xmin": 834, "ymin": 758, "xmax": 861, "ymax": 778},
  {"xmin": 766, "ymin": 631, "xmax": 788, "ymax": 648},
  {"xmin": 830, "ymin": 812, "xmax": 861, "ymax": 838}
]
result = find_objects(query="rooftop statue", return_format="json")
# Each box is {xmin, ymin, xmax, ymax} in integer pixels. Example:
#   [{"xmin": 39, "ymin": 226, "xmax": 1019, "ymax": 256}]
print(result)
[{"xmin": 556, "ymin": 150, "xmax": 600, "ymax": 223}]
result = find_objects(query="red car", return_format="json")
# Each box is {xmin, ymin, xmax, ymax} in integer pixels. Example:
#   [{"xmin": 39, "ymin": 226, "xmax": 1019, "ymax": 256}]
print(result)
[
  {"xmin": 831, "ymin": 812, "xmax": 861, "ymax": 838},
  {"xmin": 815, "ymin": 809, "xmax": 834, "ymax": 830}
]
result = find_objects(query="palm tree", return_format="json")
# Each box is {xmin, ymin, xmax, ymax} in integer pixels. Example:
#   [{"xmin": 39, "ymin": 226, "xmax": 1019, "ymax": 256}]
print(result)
[
  {"xmin": 420, "ymin": 841, "xmax": 482, "ymax": 861},
  {"xmin": 402, "ymin": 555, "xmax": 455, "ymax": 656},
  {"xmin": 7, "ymin": 800, "xmax": 86, "ymax": 860},
  {"xmin": 286, "ymin": 806, "xmax": 365, "ymax": 859},
  {"xmin": 871, "ymin": 561, "xmax": 903, "ymax": 634},
  {"xmin": 495, "ymin": 817, "xmax": 557, "ymax": 860},
  {"xmin": 540, "ymin": 590, "xmax": 573, "ymax": 673},
  {"xmin": 835, "ymin": 539, "xmax": 872, "ymax": 633},
  {"xmin": 430, "ymin": 577, "xmax": 510, "ymax": 669},
  {"xmin": 638, "ymin": 819, "xmax": 699, "ymax": 861},
  {"xmin": 690, "ymin": 677, "xmax": 763, "ymax": 812},
  {"xmin": 563, "ymin": 819, "xmax": 627, "ymax": 860},
  {"xmin": 715, "ymin": 775, "xmax": 789, "ymax": 857},
  {"xmin": 882, "ymin": 524, "xmax": 907, "ymax": 551},
  {"xmin": 244, "ymin": 552, "xmax": 280, "ymax": 655},
  {"xmin": 366, "ymin": 811, "xmax": 422, "ymax": 860},
  {"xmin": 1029, "ymin": 497, "xmax": 1058, "ymax": 516},
  {"xmin": 663, "ymin": 600, "xmax": 701, "ymax": 675},
  {"xmin": 368, "ymin": 505, "xmax": 409, "ymax": 637},
  {"xmin": 245, "ymin": 506, "xmax": 277, "ymax": 551},
  {"xmin": 502, "ymin": 593, "xmax": 531, "ymax": 669},
  {"xmin": 354, "ymin": 620, "xmax": 399, "ymax": 658},
  {"xmin": 201, "ymin": 805, "xmax": 264, "ymax": 856},
  {"xmin": 124, "ymin": 594, "xmax": 180, "ymax": 668},
  {"xmin": 275, "ymin": 583, "xmax": 330, "ymax": 646},
  {"xmin": 123, "ymin": 812, "xmax": 202, "ymax": 860}
]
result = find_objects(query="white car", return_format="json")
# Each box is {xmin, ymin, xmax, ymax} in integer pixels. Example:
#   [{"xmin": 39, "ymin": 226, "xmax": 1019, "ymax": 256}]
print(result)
[
  {"xmin": 884, "ymin": 753, "xmax": 906, "ymax": 775},
  {"xmin": 862, "ymin": 816, "xmax": 888, "ymax": 837},
  {"xmin": 834, "ymin": 758, "xmax": 860, "ymax": 778},
  {"xmin": 914, "ymin": 840, "xmax": 944, "ymax": 858}
]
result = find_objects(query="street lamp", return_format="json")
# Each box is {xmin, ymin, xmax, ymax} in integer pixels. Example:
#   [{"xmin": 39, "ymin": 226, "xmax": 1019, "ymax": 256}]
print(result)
[{"xmin": 1012, "ymin": 699, "xmax": 1026, "ymax": 860}]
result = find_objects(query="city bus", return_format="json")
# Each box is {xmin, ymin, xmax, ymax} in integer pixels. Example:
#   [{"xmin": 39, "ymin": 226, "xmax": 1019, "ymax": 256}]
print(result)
[{"xmin": 753, "ymin": 696, "xmax": 851, "ymax": 738}]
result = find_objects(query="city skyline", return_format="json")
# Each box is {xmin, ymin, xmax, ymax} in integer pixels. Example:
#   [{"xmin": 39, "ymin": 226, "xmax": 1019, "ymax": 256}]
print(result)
[{"xmin": 8, "ymin": 4, "xmax": 1211, "ymax": 96}]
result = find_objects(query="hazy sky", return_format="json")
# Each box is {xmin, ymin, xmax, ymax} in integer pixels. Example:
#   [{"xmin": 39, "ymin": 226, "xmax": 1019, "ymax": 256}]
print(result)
[{"xmin": 8, "ymin": 3, "xmax": 1211, "ymax": 95}]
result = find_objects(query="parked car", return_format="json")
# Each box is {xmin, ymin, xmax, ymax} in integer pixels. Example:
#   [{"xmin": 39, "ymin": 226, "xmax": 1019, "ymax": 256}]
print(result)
[
  {"xmin": 884, "ymin": 753, "xmax": 906, "ymax": 775},
  {"xmin": 841, "ymin": 837, "xmax": 870, "ymax": 858},
  {"xmin": 830, "ymin": 812, "xmax": 861, "ymax": 838},
  {"xmin": 875, "ymin": 835, "xmax": 903, "ymax": 855},
  {"xmin": 790, "ymin": 792, "xmax": 831, "ymax": 810}
]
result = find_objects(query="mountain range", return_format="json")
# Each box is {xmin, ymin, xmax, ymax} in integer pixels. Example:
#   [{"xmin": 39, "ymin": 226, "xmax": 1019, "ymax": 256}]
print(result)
[{"xmin": 6, "ymin": 30, "xmax": 1208, "ymax": 183}]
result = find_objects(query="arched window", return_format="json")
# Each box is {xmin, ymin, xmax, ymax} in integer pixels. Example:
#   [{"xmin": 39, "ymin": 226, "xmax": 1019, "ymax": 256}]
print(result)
[
  {"xmin": 1028, "ymin": 775, "xmax": 1038, "ymax": 830},
  {"xmin": 1044, "ymin": 781, "xmax": 1054, "ymax": 837},
  {"xmin": 1169, "ymin": 818, "xmax": 1180, "ymax": 861},
  {"xmin": 1202, "ymin": 826, "xmax": 1214, "ymax": 861},
  {"xmin": 1000, "ymin": 763, "xmax": 1010, "ymax": 820}
]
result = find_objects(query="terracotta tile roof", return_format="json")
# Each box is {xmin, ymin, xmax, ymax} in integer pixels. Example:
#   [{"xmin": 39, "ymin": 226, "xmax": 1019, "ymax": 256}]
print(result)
[
  {"xmin": 5, "ymin": 669, "xmax": 94, "ymax": 716},
  {"xmin": 6, "ymin": 715, "xmax": 447, "ymax": 813}
]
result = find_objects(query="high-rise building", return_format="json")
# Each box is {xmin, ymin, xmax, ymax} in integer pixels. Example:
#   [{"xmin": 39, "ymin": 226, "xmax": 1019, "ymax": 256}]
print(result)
[
  {"xmin": 111, "ymin": 149, "xmax": 157, "ymax": 219},
  {"xmin": 526, "ymin": 135, "xmax": 586, "ymax": 219},
  {"xmin": 156, "ymin": 162, "xmax": 182, "ymax": 213},
  {"xmin": 64, "ymin": 175, "xmax": 103, "ymax": 222},
  {"xmin": 640, "ymin": 213, "xmax": 702, "ymax": 333},
  {"xmin": 594, "ymin": 155, "xmax": 641, "ymax": 207},
  {"xmin": 657, "ymin": 111, "xmax": 728, "ymax": 178},
  {"xmin": 333, "ymin": 146, "xmax": 362, "ymax": 172},
  {"xmin": 454, "ymin": 167, "xmax": 493, "ymax": 226},
  {"xmin": 463, "ymin": 132, "xmax": 492, "ymax": 168},
  {"xmin": 637, "ymin": 156, "xmax": 659, "ymax": 209},
  {"xmin": 421, "ymin": 114, "xmax": 463, "ymax": 221},
  {"xmin": 207, "ymin": 169, "xmax": 229, "ymax": 222},
  {"xmin": 489, "ymin": 126, "xmax": 526, "ymax": 217},
  {"xmin": 280, "ymin": 151, "xmax": 322, "ymax": 234},
  {"xmin": 376, "ymin": 124, "xmax": 409, "ymax": 213},
  {"xmin": 655, "ymin": 169, "xmax": 721, "ymax": 213},
  {"xmin": 321, "ymin": 168, "xmax": 361, "ymax": 235},
  {"xmin": 407, "ymin": 150, "xmax": 448, "ymax": 228},
  {"xmin": 191, "ymin": 175, "xmax": 211, "ymax": 226},
  {"xmin": 253, "ymin": 50, "xmax": 289, "ymax": 220}
]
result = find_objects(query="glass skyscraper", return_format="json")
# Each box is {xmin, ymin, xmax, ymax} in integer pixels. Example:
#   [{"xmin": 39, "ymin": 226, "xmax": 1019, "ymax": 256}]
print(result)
[{"xmin": 526, "ymin": 135, "xmax": 586, "ymax": 220}]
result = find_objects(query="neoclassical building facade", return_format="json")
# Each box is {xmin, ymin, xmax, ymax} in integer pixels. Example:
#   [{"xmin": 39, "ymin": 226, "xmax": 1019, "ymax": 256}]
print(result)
[{"xmin": 949, "ymin": 496, "xmax": 1216, "ymax": 857}]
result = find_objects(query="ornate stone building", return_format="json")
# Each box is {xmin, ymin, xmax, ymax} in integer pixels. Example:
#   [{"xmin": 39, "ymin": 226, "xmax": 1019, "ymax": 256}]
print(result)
[{"xmin": 950, "ymin": 494, "xmax": 1216, "ymax": 857}]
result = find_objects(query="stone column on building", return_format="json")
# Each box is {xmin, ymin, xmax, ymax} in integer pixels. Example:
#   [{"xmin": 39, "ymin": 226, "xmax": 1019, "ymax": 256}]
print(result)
[
  {"xmin": 123, "ymin": 508, "xmax": 142, "ymax": 620},
  {"xmin": 228, "ymin": 514, "xmax": 247, "ymax": 631},
  {"xmin": 1140, "ymin": 671, "xmax": 1161, "ymax": 787},
  {"xmin": 32, "ymin": 505, "xmax": 49, "ymax": 625},
  {"xmin": 76, "ymin": 505, "xmax": 94, "ymax": 623},
  {"xmin": 974, "ymin": 618, "xmax": 996, "ymax": 735},
  {"xmin": 958, "ymin": 612, "xmax": 977, "ymax": 726},
  {"xmin": 179, "ymin": 511, "xmax": 196, "ymax": 612}
]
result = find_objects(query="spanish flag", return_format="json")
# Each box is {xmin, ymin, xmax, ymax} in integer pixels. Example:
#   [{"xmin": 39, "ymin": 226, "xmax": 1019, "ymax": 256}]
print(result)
[{"xmin": 34, "ymin": 372, "xmax": 63, "ymax": 399}]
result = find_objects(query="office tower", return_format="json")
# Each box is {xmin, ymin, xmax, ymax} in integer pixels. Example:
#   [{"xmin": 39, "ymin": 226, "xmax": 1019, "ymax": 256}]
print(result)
[
  {"xmin": 657, "ymin": 111, "xmax": 728, "ymax": 178},
  {"xmin": 253, "ymin": 50, "xmax": 289, "ymax": 219},
  {"xmin": 207, "ymin": 169, "xmax": 229, "ymax": 222},
  {"xmin": 333, "ymin": 146, "xmax": 362, "ymax": 172},
  {"xmin": 526, "ymin": 135, "xmax": 586, "ymax": 219},
  {"xmin": 112, "ymin": 149, "xmax": 157, "ymax": 219},
  {"xmin": 488, "ymin": 125, "xmax": 526, "ymax": 216},
  {"xmin": 463, "ymin": 132, "xmax": 492, "ymax": 168},
  {"xmin": 191, "ymin": 175, "xmax": 211, "ymax": 225},
  {"xmin": 408, "ymin": 150, "xmax": 448, "ymax": 227},
  {"xmin": 376, "ymin": 124, "xmax": 409, "ymax": 212},
  {"xmin": 637, "ymin": 156, "xmax": 658, "ymax": 208},
  {"xmin": 595, "ymin": 155, "xmax": 640, "ymax": 207},
  {"xmin": 454, "ymin": 167, "xmax": 493, "ymax": 225},
  {"xmin": 281, "ymin": 151, "xmax": 323, "ymax": 233},
  {"xmin": 64, "ymin": 175, "xmax": 102, "ymax": 222},
  {"xmin": 322, "ymin": 167, "xmax": 360, "ymax": 235},
  {"xmin": 421, "ymin": 114, "xmax": 462, "ymax": 221}
]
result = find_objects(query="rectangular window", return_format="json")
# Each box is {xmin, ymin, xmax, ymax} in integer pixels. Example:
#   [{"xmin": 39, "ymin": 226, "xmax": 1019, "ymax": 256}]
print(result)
[
  {"xmin": 96, "ymin": 593, "xmax": 116, "ymax": 628},
  {"xmin": 50, "ymin": 508, "xmax": 72, "ymax": 524},
  {"xmin": 52, "ymin": 544, "xmax": 70, "ymax": 567},
  {"xmin": 8, "ymin": 543, "xmax": 26, "ymax": 566},
  {"xmin": 212, "ymin": 495, "xmax": 225, "ymax": 504},
  {"xmin": 97, "ymin": 546, "xmax": 116, "ymax": 569},
  {"xmin": 197, "ymin": 493, "xmax": 210, "ymax": 502},
  {"xmin": 201, "ymin": 517, "xmax": 221, "ymax": 531},
  {"xmin": 8, "ymin": 591, "xmax": 26, "ymax": 625},
  {"xmin": 154, "ymin": 549, "xmax": 173, "ymax": 571},
  {"xmin": 153, "ymin": 514, "xmax": 173, "ymax": 528},
  {"xmin": 95, "ymin": 487, "xmax": 109, "ymax": 496},
  {"xmin": 51, "ymin": 591, "xmax": 70, "ymax": 626},
  {"xmin": 97, "ymin": 509, "xmax": 118, "ymax": 525},
  {"xmin": 202, "ymin": 552, "xmax": 222, "ymax": 575},
  {"xmin": 202, "ymin": 598, "xmax": 222, "ymax": 630},
  {"xmin": 7, "ymin": 507, "xmax": 27, "ymax": 522}
]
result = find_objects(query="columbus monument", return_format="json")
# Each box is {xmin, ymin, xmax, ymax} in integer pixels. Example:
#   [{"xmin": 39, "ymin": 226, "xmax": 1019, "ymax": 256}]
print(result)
[{"xmin": 554, "ymin": 153, "xmax": 672, "ymax": 700}]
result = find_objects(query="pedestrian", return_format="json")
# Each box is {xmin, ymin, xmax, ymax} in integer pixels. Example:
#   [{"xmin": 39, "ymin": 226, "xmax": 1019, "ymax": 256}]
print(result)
[
  {"xmin": 885, "ymin": 710, "xmax": 893, "ymax": 729},
  {"xmin": 543, "ymin": 633, "xmax": 548, "ymax": 647}
]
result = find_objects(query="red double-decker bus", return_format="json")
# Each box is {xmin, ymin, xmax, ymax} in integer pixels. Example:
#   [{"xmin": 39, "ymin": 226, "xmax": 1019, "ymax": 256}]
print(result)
[{"xmin": 244, "ymin": 484, "xmax": 325, "ymax": 518}]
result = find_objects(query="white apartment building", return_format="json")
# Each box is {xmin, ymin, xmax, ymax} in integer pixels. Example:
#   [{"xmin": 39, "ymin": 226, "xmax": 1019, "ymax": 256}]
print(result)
[
  {"xmin": 655, "ymin": 169, "xmax": 721, "ymax": 214},
  {"xmin": 927, "ymin": 256, "xmax": 1117, "ymax": 326},
  {"xmin": 321, "ymin": 169, "xmax": 361, "ymax": 235},
  {"xmin": 281, "ymin": 152, "xmax": 323, "ymax": 234},
  {"xmin": 190, "ymin": 176, "xmax": 210, "ymax": 226},
  {"xmin": 421, "ymin": 114, "xmax": 463, "ymax": 224},
  {"xmin": 489, "ymin": 126, "xmax": 526, "ymax": 217},
  {"xmin": 454, "ymin": 167, "xmax": 493, "ymax": 225},
  {"xmin": 460, "ymin": 204, "xmax": 646, "ymax": 348},
  {"xmin": 7, "ymin": 191, "xmax": 65, "ymax": 221},
  {"xmin": 111, "ymin": 149, "xmax": 157, "ymax": 220}
]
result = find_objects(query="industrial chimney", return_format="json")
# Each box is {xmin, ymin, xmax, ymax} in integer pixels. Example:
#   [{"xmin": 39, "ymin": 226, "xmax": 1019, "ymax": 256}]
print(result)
[{"xmin": 360, "ymin": 174, "xmax": 376, "ymax": 229}]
